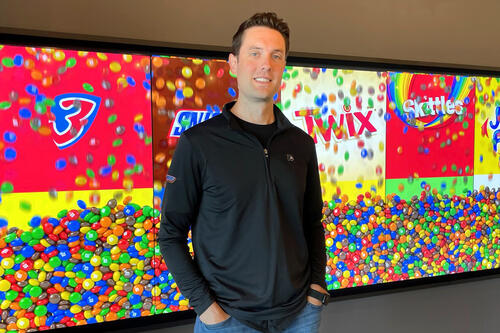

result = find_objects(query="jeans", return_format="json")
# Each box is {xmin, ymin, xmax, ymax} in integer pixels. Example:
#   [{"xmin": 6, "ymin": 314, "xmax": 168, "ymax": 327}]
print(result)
[{"xmin": 193, "ymin": 302, "xmax": 323, "ymax": 333}]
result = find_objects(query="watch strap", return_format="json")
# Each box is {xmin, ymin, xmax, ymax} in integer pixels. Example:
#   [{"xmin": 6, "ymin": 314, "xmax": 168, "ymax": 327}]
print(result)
[{"xmin": 307, "ymin": 288, "xmax": 330, "ymax": 305}]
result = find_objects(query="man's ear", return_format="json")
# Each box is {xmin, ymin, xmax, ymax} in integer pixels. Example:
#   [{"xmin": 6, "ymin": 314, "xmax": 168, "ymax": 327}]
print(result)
[{"xmin": 228, "ymin": 53, "xmax": 238, "ymax": 76}]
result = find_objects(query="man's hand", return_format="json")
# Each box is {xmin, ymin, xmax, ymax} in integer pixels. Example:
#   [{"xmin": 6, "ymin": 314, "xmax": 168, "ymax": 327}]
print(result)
[
  {"xmin": 199, "ymin": 301, "xmax": 231, "ymax": 325},
  {"xmin": 307, "ymin": 283, "xmax": 328, "ymax": 306}
]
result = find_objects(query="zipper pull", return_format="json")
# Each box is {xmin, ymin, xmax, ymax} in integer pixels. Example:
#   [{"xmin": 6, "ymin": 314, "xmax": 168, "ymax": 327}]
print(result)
[{"xmin": 264, "ymin": 148, "xmax": 269, "ymax": 158}]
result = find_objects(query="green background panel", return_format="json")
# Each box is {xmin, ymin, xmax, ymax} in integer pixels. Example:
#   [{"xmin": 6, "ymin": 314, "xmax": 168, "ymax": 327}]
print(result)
[{"xmin": 386, "ymin": 176, "xmax": 473, "ymax": 199}]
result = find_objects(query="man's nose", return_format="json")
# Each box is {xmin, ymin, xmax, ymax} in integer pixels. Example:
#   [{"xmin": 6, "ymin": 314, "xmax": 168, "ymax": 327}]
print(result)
[{"xmin": 259, "ymin": 55, "xmax": 272, "ymax": 70}]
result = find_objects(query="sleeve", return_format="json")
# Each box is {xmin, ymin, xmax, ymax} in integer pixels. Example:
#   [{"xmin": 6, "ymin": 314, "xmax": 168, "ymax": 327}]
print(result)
[
  {"xmin": 303, "ymin": 141, "xmax": 327, "ymax": 290},
  {"xmin": 158, "ymin": 133, "xmax": 216, "ymax": 315}
]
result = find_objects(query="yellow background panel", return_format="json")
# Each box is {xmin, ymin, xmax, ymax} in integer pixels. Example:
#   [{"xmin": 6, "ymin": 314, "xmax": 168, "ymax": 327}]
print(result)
[
  {"xmin": 474, "ymin": 77, "xmax": 500, "ymax": 175},
  {"xmin": 320, "ymin": 178, "xmax": 385, "ymax": 203}
]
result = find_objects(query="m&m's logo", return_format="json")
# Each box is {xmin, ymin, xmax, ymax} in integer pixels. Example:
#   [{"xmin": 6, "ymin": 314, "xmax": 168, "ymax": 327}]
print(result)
[
  {"xmin": 49, "ymin": 93, "xmax": 101, "ymax": 149},
  {"xmin": 168, "ymin": 109, "xmax": 221, "ymax": 138}
]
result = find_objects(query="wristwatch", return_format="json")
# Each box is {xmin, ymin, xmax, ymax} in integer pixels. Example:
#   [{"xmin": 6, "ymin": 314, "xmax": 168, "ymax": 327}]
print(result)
[{"xmin": 307, "ymin": 288, "xmax": 330, "ymax": 305}]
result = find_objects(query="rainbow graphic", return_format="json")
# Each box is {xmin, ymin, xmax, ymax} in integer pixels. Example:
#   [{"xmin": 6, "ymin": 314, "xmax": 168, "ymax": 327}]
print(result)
[{"xmin": 387, "ymin": 73, "xmax": 474, "ymax": 129}]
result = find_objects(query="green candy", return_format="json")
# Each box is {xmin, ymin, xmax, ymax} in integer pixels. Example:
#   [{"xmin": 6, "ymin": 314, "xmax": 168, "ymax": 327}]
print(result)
[
  {"xmin": 1, "ymin": 57, "xmax": 14, "ymax": 67},
  {"xmin": 119, "ymin": 253, "xmax": 131, "ymax": 264},
  {"xmin": 89, "ymin": 215, "xmax": 100, "ymax": 224},
  {"xmin": 112, "ymin": 138, "xmax": 123, "ymax": 147},
  {"xmin": 19, "ymin": 297, "xmax": 33, "ymax": 309},
  {"xmin": 328, "ymin": 201, "xmax": 336, "ymax": 210},
  {"xmin": 31, "ymin": 227, "xmax": 44, "ymax": 239},
  {"xmin": 86, "ymin": 230, "xmax": 98, "ymax": 241},
  {"xmin": 14, "ymin": 255, "xmax": 25, "ymax": 264},
  {"xmin": 83, "ymin": 83, "xmax": 94, "ymax": 92},
  {"xmin": 34, "ymin": 305, "xmax": 48, "ymax": 316},
  {"xmin": 348, "ymin": 243, "xmax": 356, "ymax": 252},
  {"xmin": 0, "ymin": 101, "xmax": 11, "ymax": 110},
  {"xmin": 101, "ymin": 256, "xmax": 112, "ymax": 266},
  {"xmin": 108, "ymin": 114, "xmax": 117, "ymax": 124},
  {"xmin": 5, "ymin": 290, "xmax": 18, "ymax": 301},
  {"xmin": 1, "ymin": 181, "xmax": 14, "ymax": 193},
  {"xmin": 30, "ymin": 286, "xmax": 42, "ymax": 298},
  {"xmin": 49, "ymin": 256, "xmax": 62, "ymax": 267},
  {"xmin": 81, "ymin": 250, "xmax": 93, "ymax": 261},
  {"xmin": 4, "ymin": 233, "xmax": 16, "ymax": 243},
  {"xmin": 69, "ymin": 292, "xmax": 82, "ymax": 303},
  {"xmin": 57, "ymin": 209, "xmax": 68, "ymax": 218},
  {"xmin": 343, "ymin": 97, "xmax": 350, "ymax": 107},
  {"xmin": 66, "ymin": 58, "xmax": 77, "ymax": 67},
  {"xmin": 108, "ymin": 155, "xmax": 116, "ymax": 166},
  {"xmin": 76, "ymin": 271, "xmax": 87, "ymax": 279},
  {"xmin": 86, "ymin": 168, "xmax": 95, "ymax": 178},
  {"xmin": 203, "ymin": 64, "xmax": 210, "ymax": 75},
  {"xmin": 101, "ymin": 206, "xmax": 111, "ymax": 217},
  {"xmin": 68, "ymin": 279, "xmax": 78, "ymax": 288}
]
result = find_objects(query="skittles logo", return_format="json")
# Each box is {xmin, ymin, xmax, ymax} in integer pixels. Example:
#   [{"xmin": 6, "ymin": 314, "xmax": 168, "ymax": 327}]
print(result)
[
  {"xmin": 387, "ymin": 73, "xmax": 473, "ymax": 130},
  {"xmin": 49, "ymin": 93, "xmax": 101, "ymax": 149}
]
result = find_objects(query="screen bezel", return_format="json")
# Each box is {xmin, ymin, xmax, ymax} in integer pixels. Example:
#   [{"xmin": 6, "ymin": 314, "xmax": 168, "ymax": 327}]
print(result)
[{"xmin": 1, "ymin": 30, "xmax": 499, "ymax": 332}]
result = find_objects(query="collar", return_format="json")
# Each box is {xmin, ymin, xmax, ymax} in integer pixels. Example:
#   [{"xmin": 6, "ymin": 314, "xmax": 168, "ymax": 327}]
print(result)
[{"xmin": 221, "ymin": 101, "xmax": 294, "ymax": 131}]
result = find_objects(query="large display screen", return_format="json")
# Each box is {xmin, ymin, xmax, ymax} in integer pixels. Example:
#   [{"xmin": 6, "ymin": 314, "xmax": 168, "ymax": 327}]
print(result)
[{"xmin": 0, "ymin": 43, "xmax": 498, "ymax": 331}]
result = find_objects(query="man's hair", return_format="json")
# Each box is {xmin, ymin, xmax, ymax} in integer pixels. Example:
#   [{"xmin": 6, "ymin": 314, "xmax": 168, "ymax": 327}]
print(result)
[{"xmin": 232, "ymin": 12, "xmax": 290, "ymax": 56}]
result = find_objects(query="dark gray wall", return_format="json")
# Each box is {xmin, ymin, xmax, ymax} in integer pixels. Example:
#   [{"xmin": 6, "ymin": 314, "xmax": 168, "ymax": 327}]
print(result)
[
  {"xmin": 136, "ymin": 276, "xmax": 500, "ymax": 333},
  {"xmin": 1, "ymin": 0, "xmax": 500, "ymax": 69}
]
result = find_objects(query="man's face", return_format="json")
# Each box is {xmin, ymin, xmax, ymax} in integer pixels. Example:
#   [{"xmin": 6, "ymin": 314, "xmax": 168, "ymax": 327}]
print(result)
[{"xmin": 229, "ymin": 26, "xmax": 286, "ymax": 103}]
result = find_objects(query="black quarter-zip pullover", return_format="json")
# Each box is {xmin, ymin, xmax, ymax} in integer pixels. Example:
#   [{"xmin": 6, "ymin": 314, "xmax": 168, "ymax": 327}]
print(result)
[{"xmin": 158, "ymin": 101, "xmax": 326, "ymax": 332}]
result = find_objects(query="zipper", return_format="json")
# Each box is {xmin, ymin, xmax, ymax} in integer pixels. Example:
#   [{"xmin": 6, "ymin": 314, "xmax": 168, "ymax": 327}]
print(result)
[{"xmin": 264, "ymin": 148, "xmax": 269, "ymax": 158}]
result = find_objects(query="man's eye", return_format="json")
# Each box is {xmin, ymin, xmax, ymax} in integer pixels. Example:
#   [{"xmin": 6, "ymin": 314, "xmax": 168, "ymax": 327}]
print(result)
[
  {"xmin": 273, "ymin": 54, "xmax": 283, "ymax": 60},
  {"xmin": 250, "ymin": 52, "xmax": 258, "ymax": 56}
]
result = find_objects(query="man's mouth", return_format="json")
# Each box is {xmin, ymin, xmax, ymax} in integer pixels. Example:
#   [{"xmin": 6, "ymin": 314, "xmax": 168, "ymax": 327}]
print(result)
[{"xmin": 254, "ymin": 77, "xmax": 272, "ymax": 83}]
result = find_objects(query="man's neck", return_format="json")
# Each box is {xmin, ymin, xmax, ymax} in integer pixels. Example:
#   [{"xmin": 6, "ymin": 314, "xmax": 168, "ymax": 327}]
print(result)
[{"xmin": 230, "ymin": 99, "xmax": 275, "ymax": 125}]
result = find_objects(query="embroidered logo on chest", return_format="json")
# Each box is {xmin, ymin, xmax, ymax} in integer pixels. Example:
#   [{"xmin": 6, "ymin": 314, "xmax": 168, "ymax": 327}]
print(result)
[{"xmin": 286, "ymin": 154, "xmax": 295, "ymax": 162}]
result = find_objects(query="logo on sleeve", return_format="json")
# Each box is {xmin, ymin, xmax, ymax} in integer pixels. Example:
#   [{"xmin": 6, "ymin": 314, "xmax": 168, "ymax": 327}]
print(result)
[
  {"xmin": 166, "ymin": 175, "xmax": 177, "ymax": 183},
  {"xmin": 49, "ymin": 93, "xmax": 101, "ymax": 149}
]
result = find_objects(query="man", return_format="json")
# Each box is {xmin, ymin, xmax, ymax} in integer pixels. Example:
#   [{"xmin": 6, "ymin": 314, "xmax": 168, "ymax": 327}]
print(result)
[{"xmin": 159, "ymin": 12, "xmax": 330, "ymax": 332}]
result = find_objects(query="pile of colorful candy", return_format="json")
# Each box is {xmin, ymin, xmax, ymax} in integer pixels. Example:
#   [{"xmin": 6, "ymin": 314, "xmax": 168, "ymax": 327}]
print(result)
[
  {"xmin": 0, "ymin": 197, "xmax": 187, "ymax": 332},
  {"xmin": 323, "ymin": 187, "xmax": 500, "ymax": 289}
]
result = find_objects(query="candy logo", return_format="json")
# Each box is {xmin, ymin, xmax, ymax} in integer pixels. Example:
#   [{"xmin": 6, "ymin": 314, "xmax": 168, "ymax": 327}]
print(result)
[
  {"xmin": 49, "ymin": 93, "xmax": 101, "ymax": 149},
  {"xmin": 168, "ymin": 109, "xmax": 221, "ymax": 138},
  {"xmin": 294, "ymin": 104, "xmax": 377, "ymax": 144},
  {"xmin": 481, "ymin": 106, "xmax": 500, "ymax": 153},
  {"xmin": 388, "ymin": 73, "xmax": 473, "ymax": 129},
  {"xmin": 403, "ymin": 96, "xmax": 464, "ymax": 118}
]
